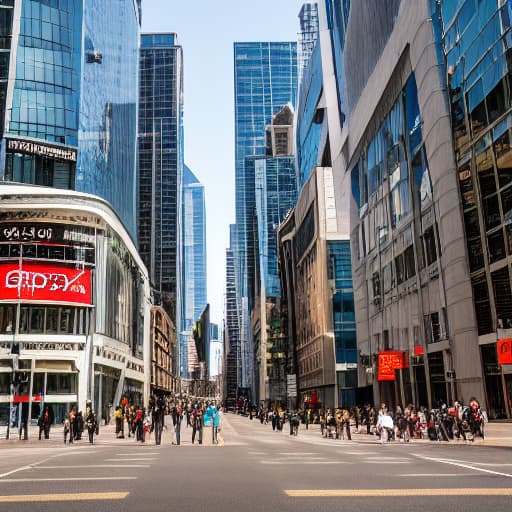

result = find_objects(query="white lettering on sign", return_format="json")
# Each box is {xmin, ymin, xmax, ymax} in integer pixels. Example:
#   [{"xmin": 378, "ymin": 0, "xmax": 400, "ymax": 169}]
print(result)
[
  {"xmin": 7, "ymin": 138, "xmax": 77, "ymax": 162},
  {"xmin": 5, "ymin": 269, "xmax": 86, "ymax": 296},
  {"xmin": 2, "ymin": 225, "xmax": 53, "ymax": 241}
]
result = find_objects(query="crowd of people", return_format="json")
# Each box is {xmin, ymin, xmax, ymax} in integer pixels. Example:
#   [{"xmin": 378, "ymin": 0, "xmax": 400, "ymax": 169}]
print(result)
[
  {"xmin": 113, "ymin": 396, "xmax": 222, "ymax": 445},
  {"xmin": 246, "ymin": 397, "xmax": 487, "ymax": 444}
]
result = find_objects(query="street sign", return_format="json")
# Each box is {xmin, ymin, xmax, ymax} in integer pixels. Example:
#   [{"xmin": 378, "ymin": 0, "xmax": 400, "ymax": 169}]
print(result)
[{"xmin": 286, "ymin": 374, "xmax": 297, "ymax": 397}]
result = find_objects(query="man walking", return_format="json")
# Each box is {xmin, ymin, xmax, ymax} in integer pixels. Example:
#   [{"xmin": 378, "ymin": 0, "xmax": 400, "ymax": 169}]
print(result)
[
  {"xmin": 172, "ymin": 405, "xmax": 182, "ymax": 445},
  {"xmin": 192, "ymin": 405, "xmax": 203, "ymax": 444},
  {"xmin": 152, "ymin": 396, "xmax": 165, "ymax": 445}
]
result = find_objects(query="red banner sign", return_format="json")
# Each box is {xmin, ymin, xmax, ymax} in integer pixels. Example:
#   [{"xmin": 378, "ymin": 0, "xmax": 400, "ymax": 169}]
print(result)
[
  {"xmin": 497, "ymin": 339, "xmax": 512, "ymax": 365},
  {"xmin": 13, "ymin": 395, "xmax": 42, "ymax": 404},
  {"xmin": 414, "ymin": 345, "xmax": 425, "ymax": 357},
  {"xmin": 378, "ymin": 350, "xmax": 409, "ymax": 381},
  {"xmin": 0, "ymin": 262, "xmax": 91, "ymax": 304}
]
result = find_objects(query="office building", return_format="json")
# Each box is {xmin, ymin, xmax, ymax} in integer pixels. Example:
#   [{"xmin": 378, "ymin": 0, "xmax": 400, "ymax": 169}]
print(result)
[
  {"xmin": 1, "ymin": 0, "xmax": 140, "ymax": 239},
  {"xmin": 234, "ymin": 41, "xmax": 297, "ymax": 396},
  {"xmin": 0, "ymin": 184, "xmax": 151, "ymax": 431},
  {"xmin": 298, "ymin": 2, "xmax": 319, "ymax": 87},
  {"xmin": 180, "ymin": 164, "xmax": 207, "ymax": 377},
  {"xmin": 138, "ymin": 32, "xmax": 184, "ymax": 330}
]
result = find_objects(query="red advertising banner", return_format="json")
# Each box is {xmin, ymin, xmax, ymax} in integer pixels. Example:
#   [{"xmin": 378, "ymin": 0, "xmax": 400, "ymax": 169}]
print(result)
[
  {"xmin": 378, "ymin": 350, "xmax": 409, "ymax": 381},
  {"xmin": 0, "ymin": 262, "xmax": 91, "ymax": 304},
  {"xmin": 414, "ymin": 345, "xmax": 425, "ymax": 356},
  {"xmin": 497, "ymin": 339, "xmax": 512, "ymax": 365},
  {"xmin": 13, "ymin": 395, "xmax": 42, "ymax": 404}
]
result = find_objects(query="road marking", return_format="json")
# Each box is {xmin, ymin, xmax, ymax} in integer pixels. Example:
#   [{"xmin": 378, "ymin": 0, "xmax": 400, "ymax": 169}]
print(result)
[
  {"xmin": 285, "ymin": 488, "xmax": 512, "ymax": 497},
  {"xmin": 117, "ymin": 452, "xmax": 159, "ymax": 456},
  {"xmin": 105, "ymin": 458, "xmax": 156, "ymax": 462},
  {"xmin": 278, "ymin": 452, "xmax": 317, "ymax": 456},
  {"xmin": 262, "ymin": 461, "xmax": 347, "ymax": 465},
  {"xmin": 0, "ymin": 477, "xmax": 137, "ymax": 483},
  {"xmin": 362, "ymin": 461, "xmax": 411, "ymax": 464},
  {"xmin": 343, "ymin": 451, "xmax": 377, "ymax": 455},
  {"xmin": 36, "ymin": 464, "xmax": 150, "ymax": 469},
  {"xmin": 413, "ymin": 455, "xmax": 512, "ymax": 479},
  {"xmin": 0, "ymin": 492, "xmax": 129, "ymax": 503},
  {"xmin": 396, "ymin": 474, "xmax": 476, "ymax": 477},
  {"xmin": 0, "ymin": 466, "xmax": 31, "ymax": 479}
]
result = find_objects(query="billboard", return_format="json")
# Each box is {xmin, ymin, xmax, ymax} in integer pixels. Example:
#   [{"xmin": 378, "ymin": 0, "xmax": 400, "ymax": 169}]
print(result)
[
  {"xmin": 377, "ymin": 350, "xmax": 409, "ymax": 381},
  {"xmin": 0, "ymin": 262, "xmax": 92, "ymax": 305}
]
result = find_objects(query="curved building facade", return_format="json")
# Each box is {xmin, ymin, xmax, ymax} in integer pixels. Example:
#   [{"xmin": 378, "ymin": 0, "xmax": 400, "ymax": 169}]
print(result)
[{"xmin": 0, "ymin": 184, "xmax": 150, "ymax": 431}]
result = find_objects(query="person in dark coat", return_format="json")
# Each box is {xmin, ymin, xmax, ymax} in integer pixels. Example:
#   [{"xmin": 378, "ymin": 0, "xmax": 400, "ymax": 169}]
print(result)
[{"xmin": 86, "ymin": 409, "xmax": 97, "ymax": 444}]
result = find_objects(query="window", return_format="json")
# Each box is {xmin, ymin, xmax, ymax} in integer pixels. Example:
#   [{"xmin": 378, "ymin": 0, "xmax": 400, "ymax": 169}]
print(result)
[
  {"xmin": 372, "ymin": 271, "xmax": 381, "ymax": 301},
  {"xmin": 46, "ymin": 307, "xmax": 58, "ymax": 334},
  {"xmin": 492, "ymin": 267, "xmax": 512, "ymax": 329},
  {"xmin": 46, "ymin": 373, "xmax": 77, "ymax": 395},
  {"xmin": 404, "ymin": 245, "xmax": 416, "ymax": 280},
  {"xmin": 431, "ymin": 312, "xmax": 441, "ymax": 342},
  {"xmin": 424, "ymin": 227, "xmax": 437, "ymax": 266},
  {"xmin": 488, "ymin": 229, "xmax": 506, "ymax": 263},
  {"xmin": 472, "ymin": 274, "xmax": 493, "ymax": 335},
  {"xmin": 30, "ymin": 307, "xmax": 44, "ymax": 333},
  {"xmin": 0, "ymin": 305, "xmax": 15, "ymax": 333},
  {"xmin": 395, "ymin": 253, "xmax": 405, "ymax": 285}
]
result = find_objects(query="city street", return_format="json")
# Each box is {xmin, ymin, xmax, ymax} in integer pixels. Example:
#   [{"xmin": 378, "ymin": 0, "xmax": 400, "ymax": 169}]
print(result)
[{"xmin": 0, "ymin": 413, "xmax": 512, "ymax": 511}]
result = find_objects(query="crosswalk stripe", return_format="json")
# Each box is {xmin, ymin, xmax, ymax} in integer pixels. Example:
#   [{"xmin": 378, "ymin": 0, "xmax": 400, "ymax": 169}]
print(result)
[
  {"xmin": 0, "ymin": 492, "xmax": 129, "ymax": 503},
  {"xmin": 285, "ymin": 488, "xmax": 512, "ymax": 497},
  {"xmin": 0, "ymin": 477, "xmax": 137, "ymax": 483},
  {"xmin": 36, "ymin": 464, "xmax": 150, "ymax": 469}
]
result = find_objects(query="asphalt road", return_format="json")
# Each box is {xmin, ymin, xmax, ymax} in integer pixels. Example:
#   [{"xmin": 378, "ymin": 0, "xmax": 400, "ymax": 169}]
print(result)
[{"xmin": 0, "ymin": 413, "xmax": 511, "ymax": 512}]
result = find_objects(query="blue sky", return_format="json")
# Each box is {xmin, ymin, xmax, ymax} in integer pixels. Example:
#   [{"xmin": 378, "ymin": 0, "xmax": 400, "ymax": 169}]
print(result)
[{"xmin": 142, "ymin": 1, "xmax": 305, "ymax": 325}]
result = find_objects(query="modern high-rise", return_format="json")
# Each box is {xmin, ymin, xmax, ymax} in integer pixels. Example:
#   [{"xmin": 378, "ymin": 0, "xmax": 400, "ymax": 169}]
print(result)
[
  {"xmin": 234, "ymin": 41, "xmax": 298, "ymax": 396},
  {"xmin": 0, "ymin": 0, "xmax": 140, "ymax": 239},
  {"xmin": 298, "ymin": 2, "xmax": 319, "ymax": 86},
  {"xmin": 252, "ymin": 104, "xmax": 298, "ymax": 405},
  {"xmin": 138, "ymin": 33, "xmax": 184, "ymax": 328},
  {"xmin": 181, "ymin": 164, "xmax": 207, "ymax": 378},
  {"xmin": 224, "ymin": 224, "xmax": 240, "ymax": 403}
]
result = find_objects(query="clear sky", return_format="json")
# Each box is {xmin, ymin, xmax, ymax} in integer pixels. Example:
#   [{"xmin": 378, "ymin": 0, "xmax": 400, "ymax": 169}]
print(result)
[{"xmin": 142, "ymin": 1, "xmax": 305, "ymax": 326}]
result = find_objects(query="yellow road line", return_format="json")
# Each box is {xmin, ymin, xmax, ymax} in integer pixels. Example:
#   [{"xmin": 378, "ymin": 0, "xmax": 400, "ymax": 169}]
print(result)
[
  {"xmin": 0, "ymin": 492, "xmax": 129, "ymax": 503},
  {"xmin": 285, "ymin": 488, "xmax": 512, "ymax": 497}
]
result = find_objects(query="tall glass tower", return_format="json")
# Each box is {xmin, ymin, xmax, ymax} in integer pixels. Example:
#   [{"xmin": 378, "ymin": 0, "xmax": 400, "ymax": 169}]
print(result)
[
  {"xmin": 138, "ymin": 33, "xmax": 184, "ymax": 327},
  {"xmin": 234, "ymin": 41, "xmax": 297, "ymax": 395},
  {"xmin": 298, "ymin": 2, "xmax": 319, "ymax": 87},
  {"xmin": 1, "ymin": 0, "xmax": 140, "ymax": 239},
  {"xmin": 181, "ymin": 164, "xmax": 207, "ymax": 378}
]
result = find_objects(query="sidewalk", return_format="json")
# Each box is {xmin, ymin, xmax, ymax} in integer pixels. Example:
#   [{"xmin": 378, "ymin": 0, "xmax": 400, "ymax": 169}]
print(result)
[
  {"xmin": 0, "ymin": 414, "xmax": 224, "ymax": 448},
  {"xmin": 244, "ymin": 417, "xmax": 512, "ymax": 448}
]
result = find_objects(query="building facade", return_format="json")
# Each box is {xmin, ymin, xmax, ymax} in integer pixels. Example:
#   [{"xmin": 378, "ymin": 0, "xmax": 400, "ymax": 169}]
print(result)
[
  {"xmin": 251, "ymin": 104, "xmax": 298, "ymax": 406},
  {"xmin": 180, "ymin": 164, "xmax": 206, "ymax": 378},
  {"xmin": 234, "ymin": 41, "xmax": 297, "ymax": 396},
  {"xmin": 1, "ymin": 0, "xmax": 140, "ymax": 239},
  {"xmin": 150, "ymin": 305, "xmax": 178, "ymax": 397},
  {"xmin": 0, "ymin": 184, "xmax": 151, "ymax": 432},
  {"xmin": 341, "ymin": 0, "xmax": 497, "ymax": 414},
  {"xmin": 138, "ymin": 33, "xmax": 184, "ymax": 329},
  {"xmin": 298, "ymin": 2, "xmax": 319, "ymax": 87},
  {"xmin": 224, "ymin": 224, "xmax": 239, "ymax": 403}
]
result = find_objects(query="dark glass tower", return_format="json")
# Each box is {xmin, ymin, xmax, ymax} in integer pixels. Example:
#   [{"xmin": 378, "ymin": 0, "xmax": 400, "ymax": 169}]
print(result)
[
  {"xmin": 1, "ymin": 0, "xmax": 140, "ymax": 239},
  {"xmin": 234, "ymin": 41, "xmax": 297, "ymax": 393},
  {"xmin": 138, "ymin": 33, "xmax": 184, "ymax": 326}
]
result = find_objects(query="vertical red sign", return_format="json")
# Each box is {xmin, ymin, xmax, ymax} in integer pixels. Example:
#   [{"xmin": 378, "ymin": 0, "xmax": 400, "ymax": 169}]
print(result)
[{"xmin": 497, "ymin": 339, "xmax": 512, "ymax": 365}]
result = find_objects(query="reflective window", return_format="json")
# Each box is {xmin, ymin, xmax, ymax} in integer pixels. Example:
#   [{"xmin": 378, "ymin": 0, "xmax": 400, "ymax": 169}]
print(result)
[
  {"xmin": 472, "ymin": 274, "xmax": 493, "ymax": 335},
  {"xmin": 492, "ymin": 267, "xmax": 512, "ymax": 329},
  {"xmin": 0, "ymin": 305, "xmax": 15, "ymax": 333}
]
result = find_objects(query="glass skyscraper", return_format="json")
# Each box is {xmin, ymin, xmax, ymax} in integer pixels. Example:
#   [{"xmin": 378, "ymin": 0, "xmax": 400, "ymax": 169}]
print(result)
[
  {"xmin": 138, "ymin": 33, "xmax": 184, "ymax": 328},
  {"xmin": 181, "ymin": 164, "xmax": 207, "ymax": 378},
  {"xmin": 1, "ymin": 0, "xmax": 140, "ymax": 239},
  {"xmin": 298, "ymin": 2, "xmax": 319, "ymax": 87},
  {"xmin": 234, "ymin": 41, "xmax": 297, "ymax": 394}
]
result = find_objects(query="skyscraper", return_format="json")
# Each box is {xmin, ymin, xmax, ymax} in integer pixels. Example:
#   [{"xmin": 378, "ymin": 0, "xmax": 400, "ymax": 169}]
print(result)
[
  {"xmin": 298, "ymin": 2, "xmax": 319, "ymax": 86},
  {"xmin": 234, "ymin": 41, "xmax": 297, "ymax": 395},
  {"xmin": 224, "ymin": 224, "xmax": 240, "ymax": 402},
  {"xmin": 252, "ymin": 104, "xmax": 298, "ymax": 404},
  {"xmin": 138, "ymin": 33, "xmax": 184, "ymax": 326},
  {"xmin": 181, "ymin": 164, "xmax": 207, "ymax": 377},
  {"xmin": 1, "ymin": 0, "xmax": 140, "ymax": 239}
]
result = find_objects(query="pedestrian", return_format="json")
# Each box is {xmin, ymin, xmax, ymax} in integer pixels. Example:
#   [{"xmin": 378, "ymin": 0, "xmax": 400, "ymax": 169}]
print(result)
[
  {"xmin": 172, "ymin": 405, "xmax": 183, "ymax": 445},
  {"xmin": 68, "ymin": 407, "xmax": 76, "ymax": 444},
  {"xmin": 135, "ymin": 406, "xmax": 144, "ymax": 442},
  {"xmin": 86, "ymin": 408, "xmax": 97, "ymax": 444},
  {"xmin": 303, "ymin": 409, "xmax": 309, "ymax": 431},
  {"xmin": 192, "ymin": 405, "xmax": 203, "ymax": 444},
  {"xmin": 115, "ymin": 406, "xmax": 124, "ymax": 438},
  {"xmin": 152, "ymin": 396, "xmax": 165, "ymax": 445}
]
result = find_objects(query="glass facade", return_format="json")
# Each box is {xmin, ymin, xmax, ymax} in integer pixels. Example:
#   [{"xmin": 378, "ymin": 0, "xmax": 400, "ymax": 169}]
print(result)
[
  {"xmin": 234, "ymin": 41, "xmax": 297, "ymax": 389},
  {"xmin": 76, "ymin": 0, "xmax": 139, "ymax": 239},
  {"xmin": 296, "ymin": 42, "xmax": 324, "ymax": 186},
  {"xmin": 254, "ymin": 156, "xmax": 297, "ymax": 298},
  {"xmin": 437, "ymin": 0, "xmax": 512, "ymax": 337},
  {"xmin": 298, "ymin": 2, "xmax": 319, "ymax": 87},
  {"xmin": 181, "ymin": 164, "xmax": 207, "ymax": 377},
  {"xmin": 2, "ymin": 0, "xmax": 140, "ymax": 239},
  {"xmin": 138, "ymin": 33, "xmax": 184, "ymax": 324}
]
